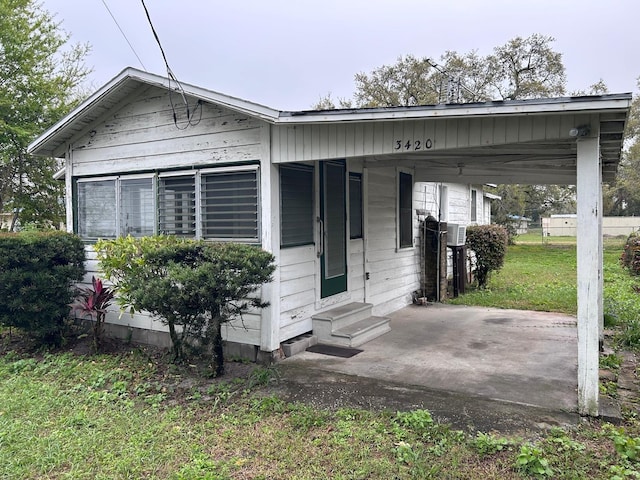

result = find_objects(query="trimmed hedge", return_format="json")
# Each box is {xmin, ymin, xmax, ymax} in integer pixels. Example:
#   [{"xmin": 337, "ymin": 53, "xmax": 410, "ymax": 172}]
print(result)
[
  {"xmin": 466, "ymin": 224, "xmax": 508, "ymax": 288},
  {"xmin": 0, "ymin": 231, "xmax": 86, "ymax": 343},
  {"xmin": 621, "ymin": 232, "xmax": 640, "ymax": 276}
]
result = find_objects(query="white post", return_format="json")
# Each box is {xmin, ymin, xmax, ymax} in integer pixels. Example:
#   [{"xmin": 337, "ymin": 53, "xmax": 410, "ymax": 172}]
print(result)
[
  {"xmin": 259, "ymin": 124, "xmax": 281, "ymax": 355},
  {"xmin": 576, "ymin": 128, "xmax": 601, "ymax": 416}
]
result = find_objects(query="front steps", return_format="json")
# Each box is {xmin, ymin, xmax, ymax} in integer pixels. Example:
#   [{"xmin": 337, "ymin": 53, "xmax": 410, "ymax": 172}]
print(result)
[{"xmin": 312, "ymin": 302, "xmax": 391, "ymax": 348}]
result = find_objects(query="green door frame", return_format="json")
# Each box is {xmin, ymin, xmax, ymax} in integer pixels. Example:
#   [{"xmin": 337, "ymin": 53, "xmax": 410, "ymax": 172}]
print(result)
[{"xmin": 319, "ymin": 160, "xmax": 347, "ymax": 298}]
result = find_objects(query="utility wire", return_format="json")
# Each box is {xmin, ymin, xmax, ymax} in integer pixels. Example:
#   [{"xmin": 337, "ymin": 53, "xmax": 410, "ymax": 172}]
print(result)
[
  {"xmin": 101, "ymin": 0, "xmax": 147, "ymax": 71},
  {"xmin": 140, "ymin": 0, "xmax": 202, "ymax": 129}
]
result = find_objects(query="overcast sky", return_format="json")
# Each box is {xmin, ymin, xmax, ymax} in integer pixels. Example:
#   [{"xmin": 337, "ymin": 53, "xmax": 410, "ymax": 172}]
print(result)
[{"xmin": 41, "ymin": 0, "xmax": 639, "ymax": 111}]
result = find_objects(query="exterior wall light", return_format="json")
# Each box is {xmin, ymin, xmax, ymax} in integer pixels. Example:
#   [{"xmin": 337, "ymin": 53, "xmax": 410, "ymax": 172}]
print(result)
[{"xmin": 569, "ymin": 125, "xmax": 591, "ymax": 137}]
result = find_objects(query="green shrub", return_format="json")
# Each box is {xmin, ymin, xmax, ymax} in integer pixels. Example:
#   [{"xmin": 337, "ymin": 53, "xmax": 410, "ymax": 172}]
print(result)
[
  {"xmin": 466, "ymin": 224, "xmax": 508, "ymax": 288},
  {"xmin": 0, "ymin": 231, "xmax": 86, "ymax": 344},
  {"xmin": 96, "ymin": 236, "xmax": 275, "ymax": 375},
  {"xmin": 621, "ymin": 232, "xmax": 640, "ymax": 276}
]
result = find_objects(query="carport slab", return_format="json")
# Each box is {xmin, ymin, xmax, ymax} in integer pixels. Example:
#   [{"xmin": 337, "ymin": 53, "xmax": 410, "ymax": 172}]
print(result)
[{"xmin": 277, "ymin": 304, "xmax": 581, "ymax": 433}]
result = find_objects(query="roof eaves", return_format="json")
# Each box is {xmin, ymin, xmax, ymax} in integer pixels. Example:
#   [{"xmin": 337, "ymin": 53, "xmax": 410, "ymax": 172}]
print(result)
[{"xmin": 276, "ymin": 94, "xmax": 633, "ymax": 124}]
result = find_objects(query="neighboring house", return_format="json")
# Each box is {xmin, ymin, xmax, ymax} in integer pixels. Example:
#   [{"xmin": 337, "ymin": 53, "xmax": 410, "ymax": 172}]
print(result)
[
  {"xmin": 543, "ymin": 214, "xmax": 640, "ymax": 237},
  {"xmin": 28, "ymin": 67, "xmax": 631, "ymax": 416}
]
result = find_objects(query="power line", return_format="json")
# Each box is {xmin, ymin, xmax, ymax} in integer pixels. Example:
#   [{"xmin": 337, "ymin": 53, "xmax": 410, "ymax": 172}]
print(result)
[
  {"xmin": 140, "ymin": 0, "xmax": 202, "ymax": 129},
  {"xmin": 101, "ymin": 0, "xmax": 147, "ymax": 71}
]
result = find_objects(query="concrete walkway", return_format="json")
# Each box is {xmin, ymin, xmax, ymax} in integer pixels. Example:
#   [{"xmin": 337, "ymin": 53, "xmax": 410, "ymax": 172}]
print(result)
[{"xmin": 275, "ymin": 304, "xmax": 582, "ymax": 433}]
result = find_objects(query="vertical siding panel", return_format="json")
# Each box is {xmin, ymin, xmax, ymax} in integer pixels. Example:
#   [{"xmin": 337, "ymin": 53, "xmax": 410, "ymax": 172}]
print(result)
[
  {"xmin": 318, "ymin": 125, "xmax": 329, "ymax": 159},
  {"xmin": 493, "ymin": 117, "xmax": 507, "ymax": 145},
  {"xmin": 328, "ymin": 124, "xmax": 337, "ymax": 159},
  {"xmin": 345, "ymin": 124, "xmax": 356, "ymax": 157},
  {"xmin": 373, "ymin": 122, "xmax": 385, "ymax": 154},
  {"xmin": 532, "ymin": 116, "xmax": 546, "ymax": 140},
  {"xmin": 505, "ymin": 117, "xmax": 519, "ymax": 143},
  {"xmin": 363, "ymin": 123, "xmax": 374, "ymax": 155},
  {"xmin": 336, "ymin": 124, "xmax": 347, "ymax": 158},
  {"xmin": 424, "ymin": 119, "xmax": 436, "ymax": 151},
  {"xmin": 469, "ymin": 118, "xmax": 482, "ymax": 146},
  {"xmin": 383, "ymin": 121, "xmax": 394, "ymax": 154},
  {"xmin": 518, "ymin": 117, "xmax": 533, "ymax": 142},
  {"xmin": 287, "ymin": 126, "xmax": 296, "ymax": 162},
  {"xmin": 311, "ymin": 124, "xmax": 321, "ymax": 159},
  {"xmin": 434, "ymin": 119, "xmax": 447, "ymax": 150},
  {"xmin": 546, "ymin": 115, "xmax": 561, "ymax": 140},
  {"xmin": 295, "ymin": 126, "xmax": 304, "ymax": 161},
  {"xmin": 303, "ymin": 125, "xmax": 312, "ymax": 160},
  {"xmin": 354, "ymin": 123, "xmax": 365, "ymax": 156},
  {"xmin": 457, "ymin": 118, "xmax": 470, "ymax": 148},
  {"xmin": 480, "ymin": 118, "xmax": 493, "ymax": 145},
  {"xmin": 445, "ymin": 119, "xmax": 458, "ymax": 148}
]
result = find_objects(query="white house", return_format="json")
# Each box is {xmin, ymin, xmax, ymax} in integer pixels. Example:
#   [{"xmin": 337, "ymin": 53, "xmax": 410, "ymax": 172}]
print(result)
[{"xmin": 29, "ymin": 67, "xmax": 631, "ymax": 416}]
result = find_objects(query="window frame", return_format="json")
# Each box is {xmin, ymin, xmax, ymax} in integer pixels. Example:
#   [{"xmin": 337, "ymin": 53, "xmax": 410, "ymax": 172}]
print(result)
[
  {"xmin": 279, "ymin": 163, "xmax": 315, "ymax": 248},
  {"xmin": 200, "ymin": 164, "xmax": 260, "ymax": 243},
  {"xmin": 470, "ymin": 189, "xmax": 478, "ymax": 223},
  {"xmin": 74, "ymin": 166, "xmax": 261, "ymax": 244},
  {"xmin": 397, "ymin": 170, "xmax": 414, "ymax": 249},
  {"xmin": 349, "ymin": 172, "xmax": 363, "ymax": 240}
]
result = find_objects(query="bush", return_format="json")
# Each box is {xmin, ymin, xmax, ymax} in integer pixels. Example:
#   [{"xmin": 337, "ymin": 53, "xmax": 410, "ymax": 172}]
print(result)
[
  {"xmin": 466, "ymin": 224, "xmax": 508, "ymax": 288},
  {"xmin": 621, "ymin": 232, "xmax": 640, "ymax": 275},
  {"xmin": 0, "ymin": 231, "xmax": 86, "ymax": 344},
  {"xmin": 96, "ymin": 236, "xmax": 275, "ymax": 375}
]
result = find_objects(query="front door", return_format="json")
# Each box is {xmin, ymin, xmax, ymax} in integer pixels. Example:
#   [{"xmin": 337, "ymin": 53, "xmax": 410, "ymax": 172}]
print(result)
[{"xmin": 319, "ymin": 161, "xmax": 347, "ymax": 298}]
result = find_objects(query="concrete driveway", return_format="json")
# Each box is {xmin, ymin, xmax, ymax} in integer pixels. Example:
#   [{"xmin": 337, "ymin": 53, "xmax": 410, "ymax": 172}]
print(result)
[{"xmin": 275, "ymin": 303, "xmax": 582, "ymax": 433}]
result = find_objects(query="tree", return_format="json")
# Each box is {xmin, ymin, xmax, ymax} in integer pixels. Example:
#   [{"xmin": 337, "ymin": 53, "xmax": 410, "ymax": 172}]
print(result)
[
  {"xmin": 0, "ymin": 0, "xmax": 91, "ymax": 230},
  {"xmin": 604, "ymin": 78, "xmax": 640, "ymax": 216},
  {"xmin": 485, "ymin": 34, "xmax": 566, "ymax": 100},
  {"xmin": 320, "ymin": 34, "xmax": 566, "ymax": 109}
]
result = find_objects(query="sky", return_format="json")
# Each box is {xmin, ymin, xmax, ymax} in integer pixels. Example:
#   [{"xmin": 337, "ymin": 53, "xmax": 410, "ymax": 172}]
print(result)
[{"xmin": 41, "ymin": 0, "xmax": 639, "ymax": 111}]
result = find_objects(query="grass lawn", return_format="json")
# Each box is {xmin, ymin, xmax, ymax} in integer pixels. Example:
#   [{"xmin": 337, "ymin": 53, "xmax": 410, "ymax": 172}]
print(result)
[{"xmin": 2, "ymin": 239, "xmax": 640, "ymax": 479}]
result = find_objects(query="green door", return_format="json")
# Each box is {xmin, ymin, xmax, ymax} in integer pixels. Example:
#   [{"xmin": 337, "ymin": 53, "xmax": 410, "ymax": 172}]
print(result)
[{"xmin": 320, "ymin": 161, "xmax": 347, "ymax": 298}]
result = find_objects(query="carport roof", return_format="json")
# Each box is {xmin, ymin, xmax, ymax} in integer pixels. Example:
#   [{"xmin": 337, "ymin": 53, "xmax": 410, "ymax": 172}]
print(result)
[{"xmin": 28, "ymin": 67, "xmax": 631, "ymax": 174}]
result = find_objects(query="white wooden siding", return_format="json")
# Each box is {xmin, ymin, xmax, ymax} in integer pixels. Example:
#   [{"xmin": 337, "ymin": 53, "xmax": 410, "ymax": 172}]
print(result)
[
  {"xmin": 272, "ymin": 114, "xmax": 592, "ymax": 163},
  {"xmin": 71, "ymin": 86, "xmax": 264, "ymax": 177},
  {"xmin": 365, "ymin": 167, "xmax": 420, "ymax": 316},
  {"xmin": 278, "ymin": 245, "xmax": 317, "ymax": 339}
]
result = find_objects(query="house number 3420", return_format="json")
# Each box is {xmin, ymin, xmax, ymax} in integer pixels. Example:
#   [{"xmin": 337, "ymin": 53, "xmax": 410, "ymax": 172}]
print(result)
[{"xmin": 394, "ymin": 139, "xmax": 433, "ymax": 151}]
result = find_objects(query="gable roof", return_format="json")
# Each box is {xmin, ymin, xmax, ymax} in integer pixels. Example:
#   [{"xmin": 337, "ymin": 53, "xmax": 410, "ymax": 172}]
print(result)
[
  {"xmin": 28, "ymin": 67, "xmax": 632, "ymax": 167},
  {"xmin": 28, "ymin": 67, "xmax": 281, "ymax": 158}
]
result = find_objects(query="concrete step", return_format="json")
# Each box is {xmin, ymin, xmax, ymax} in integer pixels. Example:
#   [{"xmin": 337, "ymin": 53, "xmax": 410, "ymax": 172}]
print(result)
[
  {"xmin": 321, "ymin": 316, "xmax": 391, "ymax": 348},
  {"xmin": 312, "ymin": 302, "xmax": 373, "ymax": 331}
]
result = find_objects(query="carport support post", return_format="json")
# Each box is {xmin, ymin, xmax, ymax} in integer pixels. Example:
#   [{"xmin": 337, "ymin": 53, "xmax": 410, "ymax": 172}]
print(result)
[{"xmin": 576, "ymin": 131, "xmax": 601, "ymax": 417}]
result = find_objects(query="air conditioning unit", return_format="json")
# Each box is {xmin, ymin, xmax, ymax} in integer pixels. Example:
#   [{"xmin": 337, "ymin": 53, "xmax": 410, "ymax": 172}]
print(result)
[{"xmin": 446, "ymin": 223, "xmax": 467, "ymax": 246}]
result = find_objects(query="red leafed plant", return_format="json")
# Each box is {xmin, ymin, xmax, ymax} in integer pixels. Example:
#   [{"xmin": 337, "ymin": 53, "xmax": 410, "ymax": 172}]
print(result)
[{"xmin": 70, "ymin": 276, "xmax": 115, "ymax": 351}]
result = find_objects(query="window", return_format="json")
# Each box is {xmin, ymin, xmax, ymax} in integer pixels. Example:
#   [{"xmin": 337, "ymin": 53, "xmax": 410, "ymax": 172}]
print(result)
[
  {"xmin": 280, "ymin": 164, "xmax": 314, "ymax": 247},
  {"xmin": 398, "ymin": 171, "xmax": 413, "ymax": 248},
  {"xmin": 77, "ymin": 179, "xmax": 116, "ymax": 239},
  {"xmin": 158, "ymin": 175, "xmax": 196, "ymax": 237},
  {"xmin": 76, "ymin": 167, "xmax": 260, "ymax": 242},
  {"xmin": 120, "ymin": 178, "xmax": 155, "ymax": 237},
  {"xmin": 349, "ymin": 173, "xmax": 363, "ymax": 239},
  {"xmin": 202, "ymin": 169, "xmax": 259, "ymax": 241},
  {"xmin": 471, "ymin": 189, "xmax": 477, "ymax": 223}
]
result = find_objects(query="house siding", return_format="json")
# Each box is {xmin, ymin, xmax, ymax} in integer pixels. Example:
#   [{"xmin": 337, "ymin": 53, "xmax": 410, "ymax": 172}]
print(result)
[
  {"xmin": 365, "ymin": 167, "xmax": 420, "ymax": 316},
  {"xmin": 71, "ymin": 87, "xmax": 264, "ymax": 177},
  {"xmin": 69, "ymin": 85, "xmax": 267, "ymax": 347}
]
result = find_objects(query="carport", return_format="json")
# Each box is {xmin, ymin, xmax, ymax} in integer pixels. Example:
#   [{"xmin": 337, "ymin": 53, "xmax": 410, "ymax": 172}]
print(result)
[{"xmin": 278, "ymin": 93, "xmax": 632, "ymax": 416}]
